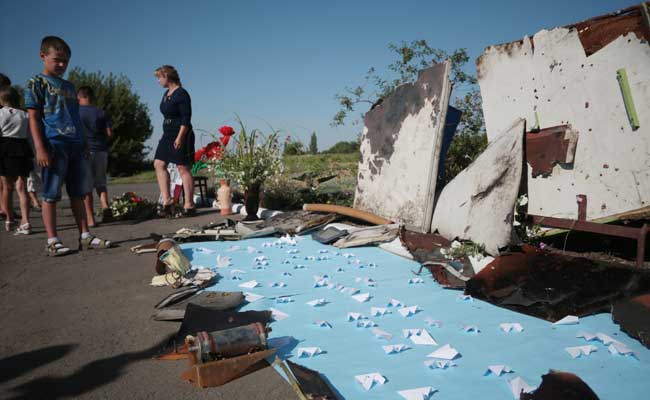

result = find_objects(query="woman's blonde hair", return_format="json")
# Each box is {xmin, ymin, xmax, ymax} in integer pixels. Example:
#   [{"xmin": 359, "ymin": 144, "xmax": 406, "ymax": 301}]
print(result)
[{"xmin": 154, "ymin": 65, "xmax": 181, "ymax": 86}]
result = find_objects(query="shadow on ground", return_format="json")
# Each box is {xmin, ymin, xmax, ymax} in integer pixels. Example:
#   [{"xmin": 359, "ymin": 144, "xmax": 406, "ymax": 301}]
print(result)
[{"xmin": 5, "ymin": 337, "xmax": 172, "ymax": 400}]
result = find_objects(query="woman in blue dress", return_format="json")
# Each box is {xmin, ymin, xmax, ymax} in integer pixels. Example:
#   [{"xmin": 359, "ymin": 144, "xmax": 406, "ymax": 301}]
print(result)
[{"xmin": 153, "ymin": 65, "xmax": 196, "ymax": 216}]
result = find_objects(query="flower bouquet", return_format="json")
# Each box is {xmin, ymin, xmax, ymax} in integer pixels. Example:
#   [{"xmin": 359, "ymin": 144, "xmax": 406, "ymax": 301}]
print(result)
[
  {"xmin": 109, "ymin": 192, "xmax": 158, "ymax": 221},
  {"xmin": 210, "ymin": 117, "xmax": 283, "ymax": 220}
]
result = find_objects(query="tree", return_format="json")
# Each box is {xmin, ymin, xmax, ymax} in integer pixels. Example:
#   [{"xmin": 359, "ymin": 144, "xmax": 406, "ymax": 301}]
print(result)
[
  {"xmin": 309, "ymin": 131, "xmax": 318, "ymax": 154},
  {"xmin": 323, "ymin": 140, "xmax": 359, "ymax": 154},
  {"xmin": 283, "ymin": 138, "xmax": 305, "ymax": 156},
  {"xmin": 332, "ymin": 40, "xmax": 487, "ymax": 183},
  {"xmin": 67, "ymin": 68, "xmax": 153, "ymax": 176}
]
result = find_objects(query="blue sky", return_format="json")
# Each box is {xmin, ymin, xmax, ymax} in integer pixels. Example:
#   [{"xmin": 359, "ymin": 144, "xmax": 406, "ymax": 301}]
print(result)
[{"xmin": 0, "ymin": 0, "xmax": 637, "ymax": 155}]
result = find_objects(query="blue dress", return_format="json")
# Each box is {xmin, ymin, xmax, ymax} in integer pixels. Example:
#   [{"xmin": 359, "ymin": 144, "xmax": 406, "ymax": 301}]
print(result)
[{"xmin": 154, "ymin": 87, "xmax": 195, "ymax": 165}]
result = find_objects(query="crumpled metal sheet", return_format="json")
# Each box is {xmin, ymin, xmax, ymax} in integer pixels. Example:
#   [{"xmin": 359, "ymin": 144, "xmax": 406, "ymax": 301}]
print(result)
[
  {"xmin": 153, "ymin": 291, "xmax": 245, "ymax": 321},
  {"xmin": 333, "ymin": 224, "xmax": 400, "ymax": 249},
  {"xmin": 521, "ymin": 370, "xmax": 600, "ymax": 400},
  {"xmin": 399, "ymin": 229, "xmax": 474, "ymax": 289},
  {"xmin": 612, "ymin": 293, "xmax": 650, "ymax": 349},
  {"xmin": 287, "ymin": 360, "xmax": 339, "ymax": 400},
  {"xmin": 465, "ymin": 245, "xmax": 650, "ymax": 321},
  {"xmin": 261, "ymin": 210, "xmax": 337, "ymax": 235}
]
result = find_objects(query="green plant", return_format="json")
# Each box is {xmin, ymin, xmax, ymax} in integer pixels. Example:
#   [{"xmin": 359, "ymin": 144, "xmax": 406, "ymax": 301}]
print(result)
[
  {"xmin": 211, "ymin": 117, "xmax": 283, "ymax": 191},
  {"xmin": 440, "ymin": 240, "xmax": 486, "ymax": 260},
  {"xmin": 109, "ymin": 192, "xmax": 157, "ymax": 221},
  {"xmin": 262, "ymin": 175, "xmax": 305, "ymax": 211}
]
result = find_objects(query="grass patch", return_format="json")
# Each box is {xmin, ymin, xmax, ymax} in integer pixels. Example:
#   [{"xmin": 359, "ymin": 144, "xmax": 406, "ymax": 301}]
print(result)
[{"xmin": 283, "ymin": 153, "xmax": 358, "ymax": 177}]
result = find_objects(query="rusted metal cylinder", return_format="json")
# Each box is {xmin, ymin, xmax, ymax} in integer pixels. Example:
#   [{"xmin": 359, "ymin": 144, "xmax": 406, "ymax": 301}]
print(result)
[{"xmin": 188, "ymin": 323, "xmax": 268, "ymax": 363}]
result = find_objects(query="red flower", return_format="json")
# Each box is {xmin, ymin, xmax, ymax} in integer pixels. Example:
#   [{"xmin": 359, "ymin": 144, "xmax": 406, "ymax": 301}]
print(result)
[
  {"xmin": 219, "ymin": 135, "xmax": 230, "ymax": 147},
  {"xmin": 219, "ymin": 125, "xmax": 235, "ymax": 136},
  {"xmin": 194, "ymin": 147, "xmax": 207, "ymax": 162}
]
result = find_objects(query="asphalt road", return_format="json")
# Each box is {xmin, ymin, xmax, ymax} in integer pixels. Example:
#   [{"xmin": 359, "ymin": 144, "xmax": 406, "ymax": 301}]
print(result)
[{"xmin": 0, "ymin": 183, "xmax": 296, "ymax": 400}]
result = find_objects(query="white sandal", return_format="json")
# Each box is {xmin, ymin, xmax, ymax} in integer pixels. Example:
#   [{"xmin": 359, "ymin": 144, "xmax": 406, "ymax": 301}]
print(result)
[
  {"xmin": 5, "ymin": 220, "xmax": 15, "ymax": 232},
  {"xmin": 15, "ymin": 223, "xmax": 32, "ymax": 235}
]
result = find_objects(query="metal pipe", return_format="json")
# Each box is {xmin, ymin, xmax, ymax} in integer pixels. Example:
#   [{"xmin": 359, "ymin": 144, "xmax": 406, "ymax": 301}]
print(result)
[{"xmin": 187, "ymin": 323, "xmax": 269, "ymax": 364}]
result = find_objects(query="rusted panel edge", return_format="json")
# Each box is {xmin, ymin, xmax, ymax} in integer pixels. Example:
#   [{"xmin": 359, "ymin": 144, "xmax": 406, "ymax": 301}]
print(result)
[{"xmin": 477, "ymin": 2, "xmax": 648, "ymax": 68}]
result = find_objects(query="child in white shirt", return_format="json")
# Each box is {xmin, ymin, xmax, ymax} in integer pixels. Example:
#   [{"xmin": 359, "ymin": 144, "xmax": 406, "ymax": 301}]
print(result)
[{"xmin": 0, "ymin": 86, "xmax": 33, "ymax": 234}]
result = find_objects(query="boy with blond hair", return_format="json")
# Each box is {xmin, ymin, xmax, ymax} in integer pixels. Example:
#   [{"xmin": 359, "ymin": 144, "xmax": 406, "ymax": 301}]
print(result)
[{"xmin": 25, "ymin": 36, "xmax": 111, "ymax": 256}]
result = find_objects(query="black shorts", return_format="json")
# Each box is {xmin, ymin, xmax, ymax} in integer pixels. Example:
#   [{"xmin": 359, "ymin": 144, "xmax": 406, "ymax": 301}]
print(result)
[{"xmin": 0, "ymin": 138, "xmax": 33, "ymax": 177}]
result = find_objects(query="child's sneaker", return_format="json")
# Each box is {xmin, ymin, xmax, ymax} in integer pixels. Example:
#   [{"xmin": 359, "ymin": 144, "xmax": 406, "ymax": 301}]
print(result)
[
  {"xmin": 15, "ymin": 223, "xmax": 32, "ymax": 235},
  {"xmin": 79, "ymin": 234, "xmax": 112, "ymax": 250}
]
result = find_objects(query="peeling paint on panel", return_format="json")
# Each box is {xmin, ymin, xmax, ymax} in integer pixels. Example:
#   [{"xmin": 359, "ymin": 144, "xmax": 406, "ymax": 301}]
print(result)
[{"xmin": 354, "ymin": 61, "xmax": 452, "ymax": 232}]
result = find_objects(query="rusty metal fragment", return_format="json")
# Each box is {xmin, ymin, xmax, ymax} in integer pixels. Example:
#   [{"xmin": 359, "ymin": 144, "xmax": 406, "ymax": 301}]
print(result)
[
  {"xmin": 181, "ymin": 348, "xmax": 276, "ymax": 388},
  {"xmin": 529, "ymin": 214, "xmax": 648, "ymax": 267},
  {"xmin": 572, "ymin": 4, "xmax": 650, "ymax": 56},
  {"xmin": 465, "ymin": 245, "xmax": 650, "ymax": 321},
  {"xmin": 286, "ymin": 360, "xmax": 340, "ymax": 400},
  {"xmin": 526, "ymin": 125, "xmax": 578, "ymax": 178},
  {"xmin": 521, "ymin": 370, "xmax": 600, "ymax": 400},
  {"xmin": 612, "ymin": 293, "xmax": 650, "ymax": 348},
  {"xmin": 399, "ymin": 229, "xmax": 473, "ymax": 289}
]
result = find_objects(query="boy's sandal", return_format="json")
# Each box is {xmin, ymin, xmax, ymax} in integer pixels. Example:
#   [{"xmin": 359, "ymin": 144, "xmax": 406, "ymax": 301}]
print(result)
[
  {"xmin": 79, "ymin": 235, "xmax": 112, "ymax": 250},
  {"xmin": 15, "ymin": 223, "xmax": 32, "ymax": 235},
  {"xmin": 46, "ymin": 241, "xmax": 72, "ymax": 257}
]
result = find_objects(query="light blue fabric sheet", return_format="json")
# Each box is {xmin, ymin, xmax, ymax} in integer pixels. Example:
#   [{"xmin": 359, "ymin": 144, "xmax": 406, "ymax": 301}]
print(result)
[{"xmin": 182, "ymin": 238, "xmax": 650, "ymax": 399}]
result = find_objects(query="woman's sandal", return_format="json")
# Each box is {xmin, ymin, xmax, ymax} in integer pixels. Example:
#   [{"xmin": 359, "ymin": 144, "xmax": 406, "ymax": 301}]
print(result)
[
  {"xmin": 15, "ymin": 223, "xmax": 32, "ymax": 235},
  {"xmin": 182, "ymin": 207, "xmax": 197, "ymax": 217},
  {"xmin": 157, "ymin": 203, "xmax": 176, "ymax": 218},
  {"xmin": 79, "ymin": 234, "xmax": 112, "ymax": 250},
  {"xmin": 46, "ymin": 240, "xmax": 72, "ymax": 257},
  {"xmin": 5, "ymin": 220, "xmax": 15, "ymax": 232}
]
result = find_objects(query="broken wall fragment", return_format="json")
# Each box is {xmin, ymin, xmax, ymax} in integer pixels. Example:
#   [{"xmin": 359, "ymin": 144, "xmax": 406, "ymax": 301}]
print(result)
[
  {"xmin": 477, "ymin": 5, "xmax": 650, "ymax": 221},
  {"xmin": 354, "ymin": 61, "xmax": 453, "ymax": 233}
]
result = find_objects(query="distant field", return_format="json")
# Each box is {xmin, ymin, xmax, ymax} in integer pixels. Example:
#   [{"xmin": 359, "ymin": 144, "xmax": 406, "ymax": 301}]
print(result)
[{"xmin": 111, "ymin": 153, "xmax": 359, "ymax": 190}]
